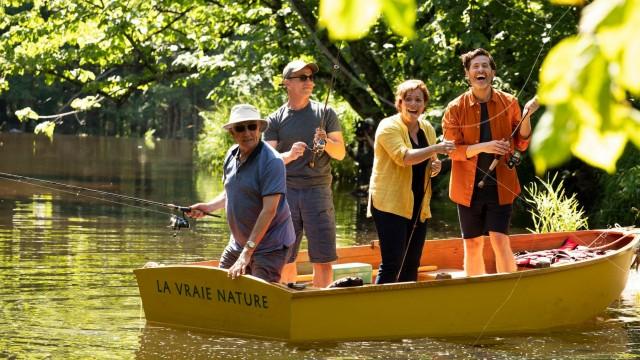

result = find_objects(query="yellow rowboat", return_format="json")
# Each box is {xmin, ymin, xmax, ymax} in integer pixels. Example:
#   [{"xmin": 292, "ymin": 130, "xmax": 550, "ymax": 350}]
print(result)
[{"xmin": 134, "ymin": 229, "xmax": 640, "ymax": 342}]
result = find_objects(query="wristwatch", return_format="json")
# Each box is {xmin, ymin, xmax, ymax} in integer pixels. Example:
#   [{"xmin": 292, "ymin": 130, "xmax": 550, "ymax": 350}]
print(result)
[{"xmin": 244, "ymin": 240, "xmax": 256, "ymax": 250}]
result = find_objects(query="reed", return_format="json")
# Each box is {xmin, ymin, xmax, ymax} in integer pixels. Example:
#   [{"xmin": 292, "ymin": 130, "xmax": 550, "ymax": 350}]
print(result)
[{"xmin": 524, "ymin": 173, "xmax": 588, "ymax": 233}]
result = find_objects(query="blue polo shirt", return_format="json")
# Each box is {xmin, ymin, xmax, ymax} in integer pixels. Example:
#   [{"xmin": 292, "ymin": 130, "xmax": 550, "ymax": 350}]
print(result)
[{"xmin": 223, "ymin": 141, "xmax": 295, "ymax": 253}]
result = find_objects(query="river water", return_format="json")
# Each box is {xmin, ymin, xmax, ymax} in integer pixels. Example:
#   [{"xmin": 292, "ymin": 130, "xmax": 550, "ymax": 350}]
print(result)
[{"xmin": 0, "ymin": 133, "xmax": 638, "ymax": 359}]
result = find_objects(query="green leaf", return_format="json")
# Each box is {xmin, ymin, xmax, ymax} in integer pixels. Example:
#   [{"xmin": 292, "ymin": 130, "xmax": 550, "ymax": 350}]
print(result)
[
  {"xmin": 620, "ymin": 30, "xmax": 640, "ymax": 95},
  {"xmin": 530, "ymin": 105, "xmax": 576, "ymax": 174},
  {"xmin": 70, "ymin": 96, "xmax": 102, "ymax": 111},
  {"xmin": 381, "ymin": 0, "xmax": 416, "ymax": 39},
  {"xmin": 66, "ymin": 69, "xmax": 96, "ymax": 83},
  {"xmin": 579, "ymin": 0, "xmax": 624, "ymax": 35},
  {"xmin": 550, "ymin": 0, "xmax": 585, "ymax": 5},
  {"xmin": 15, "ymin": 107, "xmax": 40, "ymax": 122},
  {"xmin": 76, "ymin": 20, "xmax": 105, "ymax": 47},
  {"xmin": 319, "ymin": 0, "xmax": 382, "ymax": 40},
  {"xmin": 537, "ymin": 36, "xmax": 583, "ymax": 105},
  {"xmin": 0, "ymin": 77, "xmax": 8, "ymax": 92},
  {"xmin": 34, "ymin": 121, "xmax": 56, "ymax": 140},
  {"xmin": 572, "ymin": 126, "xmax": 627, "ymax": 173}
]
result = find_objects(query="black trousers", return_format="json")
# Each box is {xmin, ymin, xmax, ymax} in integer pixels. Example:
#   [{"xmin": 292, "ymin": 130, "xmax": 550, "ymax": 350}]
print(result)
[{"xmin": 371, "ymin": 205, "xmax": 428, "ymax": 284}]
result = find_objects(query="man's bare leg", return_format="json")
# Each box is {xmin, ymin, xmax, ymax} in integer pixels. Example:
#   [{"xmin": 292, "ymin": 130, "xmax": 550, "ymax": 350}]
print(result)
[
  {"xmin": 280, "ymin": 262, "xmax": 298, "ymax": 283},
  {"xmin": 489, "ymin": 231, "xmax": 517, "ymax": 273},
  {"xmin": 464, "ymin": 236, "xmax": 486, "ymax": 276},
  {"xmin": 313, "ymin": 262, "xmax": 333, "ymax": 288}
]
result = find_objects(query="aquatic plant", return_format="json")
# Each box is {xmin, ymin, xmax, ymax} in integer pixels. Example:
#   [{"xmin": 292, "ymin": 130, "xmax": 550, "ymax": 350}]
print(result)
[{"xmin": 524, "ymin": 173, "xmax": 588, "ymax": 233}]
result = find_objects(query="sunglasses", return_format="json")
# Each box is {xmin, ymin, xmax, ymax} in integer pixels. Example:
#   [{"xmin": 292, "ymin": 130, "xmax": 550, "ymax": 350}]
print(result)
[
  {"xmin": 233, "ymin": 123, "xmax": 259, "ymax": 133},
  {"xmin": 287, "ymin": 74, "xmax": 315, "ymax": 82}
]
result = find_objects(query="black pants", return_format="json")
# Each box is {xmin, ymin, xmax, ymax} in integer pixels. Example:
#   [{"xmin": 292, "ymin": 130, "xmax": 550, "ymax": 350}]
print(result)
[{"xmin": 371, "ymin": 205, "xmax": 428, "ymax": 284}]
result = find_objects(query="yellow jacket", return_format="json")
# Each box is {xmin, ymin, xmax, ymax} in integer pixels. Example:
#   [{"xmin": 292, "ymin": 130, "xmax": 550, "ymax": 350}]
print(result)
[{"xmin": 368, "ymin": 114, "xmax": 436, "ymax": 221}]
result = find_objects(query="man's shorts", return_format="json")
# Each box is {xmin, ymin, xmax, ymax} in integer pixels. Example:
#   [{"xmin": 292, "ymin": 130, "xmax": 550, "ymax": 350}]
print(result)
[
  {"xmin": 457, "ymin": 185, "xmax": 512, "ymax": 239},
  {"xmin": 219, "ymin": 246, "xmax": 289, "ymax": 283},
  {"xmin": 286, "ymin": 186, "xmax": 337, "ymax": 264}
]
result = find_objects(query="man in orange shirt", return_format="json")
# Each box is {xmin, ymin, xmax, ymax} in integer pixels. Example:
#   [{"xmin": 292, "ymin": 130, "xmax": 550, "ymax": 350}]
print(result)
[{"xmin": 442, "ymin": 48, "xmax": 539, "ymax": 276}]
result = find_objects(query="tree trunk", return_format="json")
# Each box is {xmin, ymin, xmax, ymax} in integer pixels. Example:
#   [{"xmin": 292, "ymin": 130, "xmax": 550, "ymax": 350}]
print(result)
[{"xmin": 289, "ymin": 0, "xmax": 391, "ymax": 124}]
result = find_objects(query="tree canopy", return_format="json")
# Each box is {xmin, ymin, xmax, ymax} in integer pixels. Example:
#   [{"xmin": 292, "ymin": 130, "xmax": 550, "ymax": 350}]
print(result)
[
  {"xmin": 1, "ymin": 0, "xmax": 638, "ymax": 226},
  {"xmin": 2, "ymin": 0, "xmax": 577, "ymax": 135}
]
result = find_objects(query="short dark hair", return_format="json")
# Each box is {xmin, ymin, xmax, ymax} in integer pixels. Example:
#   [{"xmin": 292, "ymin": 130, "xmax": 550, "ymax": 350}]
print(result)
[{"xmin": 460, "ymin": 48, "xmax": 496, "ymax": 70}]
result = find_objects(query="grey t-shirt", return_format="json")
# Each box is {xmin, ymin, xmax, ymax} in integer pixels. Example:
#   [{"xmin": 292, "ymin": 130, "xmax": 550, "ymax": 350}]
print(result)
[
  {"xmin": 223, "ymin": 141, "xmax": 295, "ymax": 253},
  {"xmin": 264, "ymin": 100, "xmax": 342, "ymax": 188}
]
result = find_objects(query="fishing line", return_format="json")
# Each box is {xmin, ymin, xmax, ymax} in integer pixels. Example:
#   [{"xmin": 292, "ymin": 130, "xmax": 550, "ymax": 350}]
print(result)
[
  {"xmin": 0, "ymin": 173, "xmax": 172, "ymax": 217},
  {"xmin": 0, "ymin": 171, "xmax": 219, "ymax": 231}
]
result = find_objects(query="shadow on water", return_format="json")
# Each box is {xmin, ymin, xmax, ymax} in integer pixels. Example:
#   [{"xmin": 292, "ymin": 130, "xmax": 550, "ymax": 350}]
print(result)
[{"xmin": 1, "ymin": 133, "xmax": 639, "ymax": 359}]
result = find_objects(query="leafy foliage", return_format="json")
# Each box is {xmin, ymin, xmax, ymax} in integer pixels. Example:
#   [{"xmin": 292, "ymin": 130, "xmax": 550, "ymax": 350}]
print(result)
[
  {"xmin": 591, "ymin": 145, "xmax": 640, "ymax": 227},
  {"xmin": 196, "ymin": 104, "xmax": 235, "ymax": 172},
  {"xmin": 524, "ymin": 173, "xmax": 588, "ymax": 233},
  {"xmin": 1, "ymin": 0, "xmax": 578, "ymax": 137},
  {"xmin": 534, "ymin": 0, "xmax": 640, "ymax": 174},
  {"xmin": 1, "ymin": 0, "xmax": 636, "ymax": 226},
  {"xmin": 15, "ymin": 107, "xmax": 39, "ymax": 121},
  {"xmin": 319, "ymin": 0, "xmax": 416, "ymax": 40}
]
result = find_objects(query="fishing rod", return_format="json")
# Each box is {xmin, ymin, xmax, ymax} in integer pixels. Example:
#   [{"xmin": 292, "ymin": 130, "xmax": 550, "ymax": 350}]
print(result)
[
  {"xmin": 308, "ymin": 46, "xmax": 343, "ymax": 168},
  {"xmin": 395, "ymin": 157, "xmax": 433, "ymax": 283},
  {"xmin": 0, "ymin": 171, "xmax": 219, "ymax": 231},
  {"xmin": 477, "ymin": 103, "xmax": 534, "ymax": 189}
]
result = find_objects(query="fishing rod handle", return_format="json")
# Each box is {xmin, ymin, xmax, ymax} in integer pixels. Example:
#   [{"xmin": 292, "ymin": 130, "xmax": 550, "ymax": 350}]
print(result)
[
  {"xmin": 175, "ymin": 205, "xmax": 221, "ymax": 218},
  {"xmin": 477, "ymin": 156, "xmax": 501, "ymax": 189}
]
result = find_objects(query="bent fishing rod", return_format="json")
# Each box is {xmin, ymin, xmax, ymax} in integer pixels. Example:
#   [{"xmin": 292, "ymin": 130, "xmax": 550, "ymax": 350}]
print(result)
[
  {"xmin": 477, "ymin": 103, "xmax": 534, "ymax": 189},
  {"xmin": 0, "ymin": 171, "xmax": 219, "ymax": 231}
]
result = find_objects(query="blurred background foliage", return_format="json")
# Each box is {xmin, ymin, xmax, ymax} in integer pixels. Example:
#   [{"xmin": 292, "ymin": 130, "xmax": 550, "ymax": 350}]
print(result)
[{"xmin": 0, "ymin": 0, "xmax": 637, "ymax": 228}]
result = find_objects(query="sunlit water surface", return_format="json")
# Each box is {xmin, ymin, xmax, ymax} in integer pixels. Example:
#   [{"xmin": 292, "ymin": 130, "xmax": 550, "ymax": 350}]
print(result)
[{"xmin": 1, "ymin": 133, "xmax": 638, "ymax": 359}]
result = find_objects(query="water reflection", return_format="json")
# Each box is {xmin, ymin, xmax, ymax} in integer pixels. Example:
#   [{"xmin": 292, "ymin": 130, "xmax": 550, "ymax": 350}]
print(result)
[
  {"xmin": 135, "ymin": 314, "xmax": 635, "ymax": 360},
  {"xmin": 0, "ymin": 133, "xmax": 639, "ymax": 359}
]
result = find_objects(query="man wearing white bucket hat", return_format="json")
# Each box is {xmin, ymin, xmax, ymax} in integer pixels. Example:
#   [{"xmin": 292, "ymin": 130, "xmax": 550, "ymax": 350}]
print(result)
[
  {"xmin": 188, "ymin": 104, "xmax": 295, "ymax": 282},
  {"xmin": 265, "ymin": 59, "xmax": 346, "ymax": 288}
]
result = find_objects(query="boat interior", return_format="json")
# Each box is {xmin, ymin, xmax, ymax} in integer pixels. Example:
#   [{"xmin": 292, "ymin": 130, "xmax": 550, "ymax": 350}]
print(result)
[{"xmin": 185, "ymin": 230, "xmax": 637, "ymax": 287}]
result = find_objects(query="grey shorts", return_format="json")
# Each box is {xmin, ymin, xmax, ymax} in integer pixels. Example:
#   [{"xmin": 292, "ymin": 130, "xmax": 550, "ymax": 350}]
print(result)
[
  {"xmin": 219, "ymin": 246, "xmax": 289, "ymax": 283},
  {"xmin": 286, "ymin": 186, "xmax": 337, "ymax": 263}
]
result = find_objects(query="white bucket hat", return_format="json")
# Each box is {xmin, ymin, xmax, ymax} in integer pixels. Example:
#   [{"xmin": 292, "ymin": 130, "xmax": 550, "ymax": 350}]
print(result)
[{"xmin": 222, "ymin": 104, "xmax": 268, "ymax": 131}]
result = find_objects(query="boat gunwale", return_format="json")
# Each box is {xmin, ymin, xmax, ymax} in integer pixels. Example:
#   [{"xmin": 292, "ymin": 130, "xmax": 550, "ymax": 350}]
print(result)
[
  {"xmin": 136, "ymin": 229, "xmax": 639, "ymax": 298},
  {"xmin": 290, "ymin": 229, "xmax": 639, "ymax": 298}
]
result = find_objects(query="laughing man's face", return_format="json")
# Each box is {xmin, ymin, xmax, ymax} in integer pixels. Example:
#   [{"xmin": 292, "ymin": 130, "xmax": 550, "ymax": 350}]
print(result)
[{"xmin": 465, "ymin": 55, "xmax": 495, "ymax": 90}]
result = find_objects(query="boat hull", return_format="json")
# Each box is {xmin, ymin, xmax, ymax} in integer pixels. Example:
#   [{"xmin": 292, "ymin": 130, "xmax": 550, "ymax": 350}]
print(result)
[{"xmin": 134, "ymin": 229, "xmax": 639, "ymax": 341}]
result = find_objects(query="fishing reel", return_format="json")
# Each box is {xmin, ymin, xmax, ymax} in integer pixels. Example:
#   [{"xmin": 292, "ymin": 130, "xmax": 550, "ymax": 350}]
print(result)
[
  {"xmin": 169, "ymin": 212, "xmax": 190, "ymax": 232},
  {"xmin": 506, "ymin": 150, "xmax": 522, "ymax": 169},
  {"xmin": 312, "ymin": 138, "xmax": 326, "ymax": 153},
  {"xmin": 308, "ymin": 138, "xmax": 326, "ymax": 168}
]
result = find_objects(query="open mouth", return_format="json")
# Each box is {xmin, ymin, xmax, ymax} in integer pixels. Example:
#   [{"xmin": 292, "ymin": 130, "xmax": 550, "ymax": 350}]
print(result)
[
  {"xmin": 476, "ymin": 75, "xmax": 486, "ymax": 81},
  {"xmin": 407, "ymin": 109, "xmax": 419, "ymax": 115}
]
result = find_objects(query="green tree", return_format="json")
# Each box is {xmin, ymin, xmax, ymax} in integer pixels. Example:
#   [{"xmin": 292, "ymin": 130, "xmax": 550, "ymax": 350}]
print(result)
[{"xmin": 1, "ymin": 0, "xmax": 578, "ymax": 138}]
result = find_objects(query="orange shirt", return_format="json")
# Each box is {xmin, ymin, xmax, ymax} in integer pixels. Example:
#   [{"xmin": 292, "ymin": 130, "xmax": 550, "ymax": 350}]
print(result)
[{"xmin": 442, "ymin": 89, "xmax": 529, "ymax": 206}]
